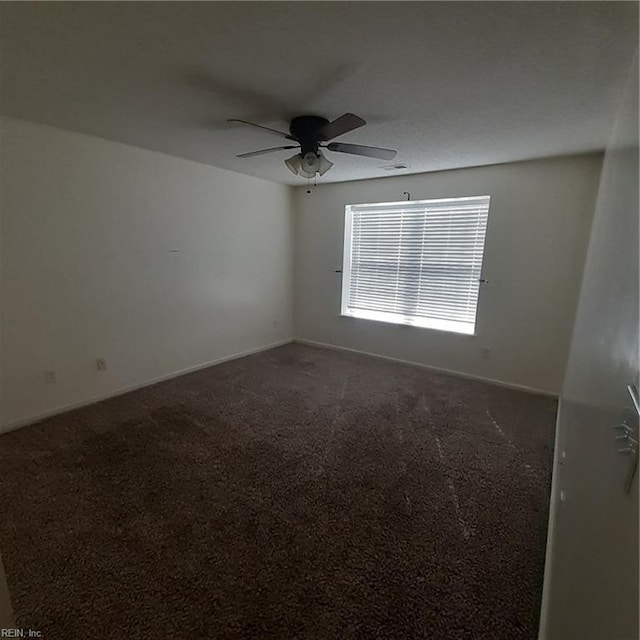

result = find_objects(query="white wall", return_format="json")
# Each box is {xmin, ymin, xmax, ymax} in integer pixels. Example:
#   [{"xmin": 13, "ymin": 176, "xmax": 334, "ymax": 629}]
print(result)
[
  {"xmin": 0, "ymin": 118, "xmax": 293, "ymax": 430},
  {"xmin": 294, "ymin": 155, "xmax": 601, "ymax": 394},
  {"xmin": 540, "ymin": 55, "xmax": 638, "ymax": 640}
]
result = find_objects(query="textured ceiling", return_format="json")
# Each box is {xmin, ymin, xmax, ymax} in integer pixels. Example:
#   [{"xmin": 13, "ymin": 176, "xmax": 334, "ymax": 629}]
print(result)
[{"xmin": 1, "ymin": 2, "xmax": 637, "ymax": 185}]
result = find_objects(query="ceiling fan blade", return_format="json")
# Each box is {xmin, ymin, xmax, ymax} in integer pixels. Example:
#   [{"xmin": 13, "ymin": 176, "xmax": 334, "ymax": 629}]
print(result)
[
  {"xmin": 317, "ymin": 113, "xmax": 366, "ymax": 141},
  {"xmin": 237, "ymin": 146, "xmax": 298, "ymax": 158},
  {"xmin": 227, "ymin": 119, "xmax": 297, "ymax": 141},
  {"xmin": 326, "ymin": 142, "xmax": 397, "ymax": 160}
]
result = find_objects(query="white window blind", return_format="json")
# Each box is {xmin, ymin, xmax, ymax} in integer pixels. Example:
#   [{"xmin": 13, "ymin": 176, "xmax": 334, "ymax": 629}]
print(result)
[{"xmin": 341, "ymin": 196, "xmax": 490, "ymax": 335}]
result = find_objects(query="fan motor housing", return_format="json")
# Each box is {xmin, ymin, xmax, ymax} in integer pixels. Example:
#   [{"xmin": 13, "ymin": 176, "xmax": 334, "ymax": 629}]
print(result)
[{"xmin": 289, "ymin": 115, "xmax": 329, "ymax": 154}]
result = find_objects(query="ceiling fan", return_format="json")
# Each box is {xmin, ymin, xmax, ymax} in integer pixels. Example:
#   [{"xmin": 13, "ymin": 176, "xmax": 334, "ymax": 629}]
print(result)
[{"xmin": 228, "ymin": 113, "xmax": 396, "ymax": 179}]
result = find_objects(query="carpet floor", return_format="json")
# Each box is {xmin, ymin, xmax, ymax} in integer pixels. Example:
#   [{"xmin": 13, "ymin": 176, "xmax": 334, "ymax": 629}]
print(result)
[{"xmin": 0, "ymin": 343, "xmax": 556, "ymax": 639}]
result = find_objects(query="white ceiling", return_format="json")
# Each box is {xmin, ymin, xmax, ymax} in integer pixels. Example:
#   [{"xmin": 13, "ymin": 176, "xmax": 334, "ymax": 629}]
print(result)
[{"xmin": 1, "ymin": 2, "xmax": 637, "ymax": 185}]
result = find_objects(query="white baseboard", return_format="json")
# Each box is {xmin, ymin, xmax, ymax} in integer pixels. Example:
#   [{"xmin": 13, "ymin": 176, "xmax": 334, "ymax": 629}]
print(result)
[
  {"xmin": 2, "ymin": 336, "xmax": 556, "ymax": 434},
  {"xmin": 293, "ymin": 338, "xmax": 558, "ymax": 398},
  {"xmin": 0, "ymin": 338, "xmax": 294, "ymax": 434}
]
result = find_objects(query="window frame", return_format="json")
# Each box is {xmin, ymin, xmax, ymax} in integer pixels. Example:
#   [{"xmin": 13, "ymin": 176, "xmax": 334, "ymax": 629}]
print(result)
[{"xmin": 340, "ymin": 196, "xmax": 490, "ymax": 336}]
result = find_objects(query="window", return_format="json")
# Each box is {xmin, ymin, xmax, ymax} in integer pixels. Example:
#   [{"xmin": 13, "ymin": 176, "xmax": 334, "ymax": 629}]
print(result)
[{"xmin": 341, "ymin": 195, "xmax": 490, "ymax": 335}]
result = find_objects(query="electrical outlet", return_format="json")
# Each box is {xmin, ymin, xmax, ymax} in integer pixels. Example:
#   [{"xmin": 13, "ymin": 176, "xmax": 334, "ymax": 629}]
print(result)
[
  {"xmin": 96, "ymin": 358, "xmax": 107, "ymax": 371},
  {"xmin": 45, "ymin": 370, "xmax": 57, "ymax": 384}
]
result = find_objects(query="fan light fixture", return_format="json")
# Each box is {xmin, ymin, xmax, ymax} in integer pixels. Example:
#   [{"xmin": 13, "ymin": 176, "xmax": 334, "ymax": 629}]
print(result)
[
  {"xmin": 284, "ymin": 153, "xmax": 302, "ymax": 175},
  {"xmin": 285, "ymin": 151, "xmax": 333, "ymax": 178}
]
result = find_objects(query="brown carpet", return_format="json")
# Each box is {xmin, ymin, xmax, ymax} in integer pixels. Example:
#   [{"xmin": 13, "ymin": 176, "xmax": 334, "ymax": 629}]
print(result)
[{"xmin": 0, "ymin": 343, "xmax": 556, "ymax": 639}]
